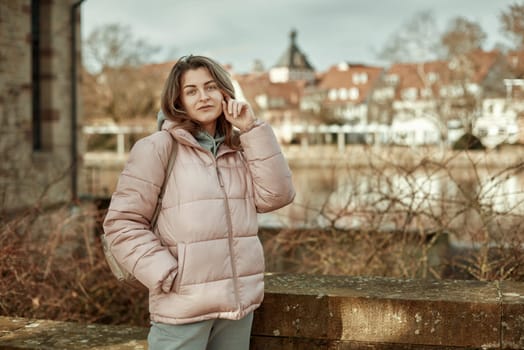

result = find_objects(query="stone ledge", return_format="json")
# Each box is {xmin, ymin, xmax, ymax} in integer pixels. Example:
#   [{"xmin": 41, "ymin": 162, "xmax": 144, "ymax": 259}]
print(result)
[
  {"xmin": 1, "ymin": 274, "xmax": 523, "ymax": 349},
  {"xmin": 0, "ymin": 317, "xmax": 147, "ymax": 349},
  {"xmin": 253, "ymin": 273, "xmax": 524, "ymax": 349}
]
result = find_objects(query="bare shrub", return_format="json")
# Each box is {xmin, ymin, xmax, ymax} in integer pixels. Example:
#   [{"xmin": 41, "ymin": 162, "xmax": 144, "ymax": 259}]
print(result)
[
  {"xmin": 0, "ymin": 203, "xmax": 149, "ymax": 326},
  {"xmin": 267, "ymin": 145, "xmax": 524, "ymax": 281}
]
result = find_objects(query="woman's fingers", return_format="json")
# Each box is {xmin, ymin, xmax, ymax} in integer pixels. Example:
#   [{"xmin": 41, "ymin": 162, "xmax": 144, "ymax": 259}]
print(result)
[
  {"xmin": 223, "ymin": 98, "xmax": 247, "ymax": 119},
  {"xmin": 236, "ymin": 102, "xmax": 243, "ymax": 118}
]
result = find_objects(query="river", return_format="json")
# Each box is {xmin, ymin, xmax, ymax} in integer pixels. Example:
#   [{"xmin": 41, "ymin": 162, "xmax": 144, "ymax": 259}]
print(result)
[{"xmin": 83, "ymin": 145, "xmax": 524, "ymax": 244}]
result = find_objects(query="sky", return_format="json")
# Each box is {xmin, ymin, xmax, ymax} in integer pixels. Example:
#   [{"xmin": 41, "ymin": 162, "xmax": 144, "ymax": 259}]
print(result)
[{"xmin": 81, "ymin": 0, "xmax": 519, "ymax": 74}]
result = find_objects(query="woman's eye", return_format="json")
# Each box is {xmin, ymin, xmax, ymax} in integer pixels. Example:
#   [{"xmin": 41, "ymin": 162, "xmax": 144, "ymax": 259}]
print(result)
[
  {"xmin": 186, "ymin": 89, "xmax": 197, "ymax": 96},
  {"xmin": 206, "ymin": 84, "xmax": 218, "ymax": 91}
]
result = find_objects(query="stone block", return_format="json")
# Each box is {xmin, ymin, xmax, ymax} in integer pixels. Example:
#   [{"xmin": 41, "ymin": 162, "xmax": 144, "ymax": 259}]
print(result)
[
  {"xmin": 254, "ymin": 274, "xmax": 503, "ymax": 349},
  {"xmin": 500, "ymin": 281, "xmax": 524, "ymax": 349},
  {"xmin": 0, "ymin": 317, "xmax": 148, "ymax": 350}
]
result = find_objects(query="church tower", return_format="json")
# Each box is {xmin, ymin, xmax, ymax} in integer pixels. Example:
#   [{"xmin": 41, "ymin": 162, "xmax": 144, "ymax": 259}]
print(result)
[{"xmin": 269, "ymin": 30, "xmax": 315, "ymax": 83}]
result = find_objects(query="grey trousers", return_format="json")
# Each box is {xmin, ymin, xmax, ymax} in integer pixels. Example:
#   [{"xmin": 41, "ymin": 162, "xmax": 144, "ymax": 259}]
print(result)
[{"xmin": 147, "ymin": 313, "xmax": 254, "ymax": 350}]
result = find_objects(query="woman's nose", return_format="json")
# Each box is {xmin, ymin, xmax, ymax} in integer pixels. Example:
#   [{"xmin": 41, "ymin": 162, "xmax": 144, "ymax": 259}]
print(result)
[{"xmin": 200, "ymin": 89, "xmax": 210, "ymax": 100}]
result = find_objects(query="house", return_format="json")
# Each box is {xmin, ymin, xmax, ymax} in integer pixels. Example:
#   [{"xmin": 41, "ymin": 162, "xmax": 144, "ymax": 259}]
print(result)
[
  {"xmin": 315, "ymin": 62, "xmax": 383, "ymax": 126},
  {"xmin": 474, "ymin": 98, "xmax": 519, "ymax": 148},
  {"xmin": 373, "ymin": 50, "xmax": 513, "ymax": 146},
  {"xmin": 374, "ymin": 60, "xmax": 449, "ymax": 145},
  {"xmin": 1, "ymin": 0, "xmax": 85, "ymax": 211},
  {"xmin": 235, "ymin": 71, "xmax": 305, "ymax": 143}
]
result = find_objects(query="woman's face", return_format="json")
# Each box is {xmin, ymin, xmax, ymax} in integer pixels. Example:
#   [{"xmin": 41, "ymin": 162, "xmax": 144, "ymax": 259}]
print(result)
[{"xmin": 180, "ymin": 67, "xmax": 224, "ymax": 135}]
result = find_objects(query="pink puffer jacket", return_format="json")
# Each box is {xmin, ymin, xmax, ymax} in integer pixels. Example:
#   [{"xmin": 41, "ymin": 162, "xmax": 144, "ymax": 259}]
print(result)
[{"xmin": 103, "ymin": 120, "xmax": 295, "ymax": 325}]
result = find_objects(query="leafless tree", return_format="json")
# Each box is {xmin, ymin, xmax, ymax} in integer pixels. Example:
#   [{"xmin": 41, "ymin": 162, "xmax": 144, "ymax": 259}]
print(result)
[
  {"xmin": 500, "ymin": 2, "xmax": 524, "ymax": 50},
  {"xmin": 441, "ymin": 17, "xmax": 487, "ymax": 57},
  {"xmin": 378, "ymin": 10, "xmax": 443, "ymax": 63},
  {"xmin": 83, "ymin": 23, "xmax": 159, "ymax": 74},
  {"xmin": 82, "ymin": 23, "xmax": 165, "ymax": 124}
]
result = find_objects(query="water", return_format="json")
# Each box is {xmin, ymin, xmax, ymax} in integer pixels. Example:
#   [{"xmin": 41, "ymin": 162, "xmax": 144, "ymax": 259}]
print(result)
[
  {"xmin": 259, "ymin": 157, "xmax": 524, "ymax": 243},
  {"xmin": 82, "ymin": 147, "xmax": 524, "ymax": 242}
]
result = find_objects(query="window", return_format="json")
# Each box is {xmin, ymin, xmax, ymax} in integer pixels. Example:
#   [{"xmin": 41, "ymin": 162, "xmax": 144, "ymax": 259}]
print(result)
[
  {"xmin": 352, "ymin": 72, "xmax": 368, "ymax": 84},
  {"xmin": 466, "ymin": 84, "xmax": 479, "ymax": 95},
  {"xmin": 427, "ymin": 72, "xmax": 438, "ymax": 83},
  {"xmin": 328, "ymin": 89, "xmax": 337, "ymax": 101},
  {"xmin": 31, "ymin": 0, "xmax": 42, "ymax": 150},
  {"xmin": 349, "ymin": 87, "xmax": 359, "ymax": 100},
  {"xmin": 477, "ymin": 128, "xmax": 488, "ymax": 137},
  {"xmin": 385, "ymin": 74, "xmax": 399, "ymax": 85},
  {"xmin": 339, "ymin": 88, "xmax": 348, "ymax": 100},
  {"xmin": 420, "ymin": 88, "xmax": 432, "ymax": 98},
  {"xmin": 449, "ymin": 85, "xmax": 464, "ymax": 97},
  {"xmin": 401, "ymin": 88, "xmax": 417, "ymax": 100},
  {"xmin": 373, "ymin": 87, "xmax": 394, "ymax": 100}
]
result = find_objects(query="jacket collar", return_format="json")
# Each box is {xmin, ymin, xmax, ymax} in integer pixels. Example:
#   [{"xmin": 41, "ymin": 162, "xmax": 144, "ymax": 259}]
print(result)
[
  {"xmin": 195, "ymin": 130, "xmax": 225, "ymax": 157},
  {"xmin": 162, "ymin": 119, "xmax": 234, "ymax": 158}
]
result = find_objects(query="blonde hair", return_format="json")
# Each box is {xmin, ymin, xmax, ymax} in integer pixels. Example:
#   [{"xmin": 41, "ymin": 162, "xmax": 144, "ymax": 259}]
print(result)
[{"xmin": 160, "ymin": 55, "xmax": 239, "ymax": 148}]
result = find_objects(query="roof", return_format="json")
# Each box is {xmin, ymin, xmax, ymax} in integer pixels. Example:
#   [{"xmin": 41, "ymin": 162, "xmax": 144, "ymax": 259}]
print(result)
[
  {"xmin": 317, "ymin": 63, "xmax": 384, "ymax": 105},
  {"xmin": 386, "ymin": 60, "xmax": 450, "ymax": 90},
  {"xmin": 273, "ymin": 30, "xmax": 314, "ymax": 70},
  {"xmin": 234, "ymin": 72, "xmax": 305, "ymax": 111},
  {"xmin": 386, "ymin": 50, "xmax": 501, "ymax": 90}
]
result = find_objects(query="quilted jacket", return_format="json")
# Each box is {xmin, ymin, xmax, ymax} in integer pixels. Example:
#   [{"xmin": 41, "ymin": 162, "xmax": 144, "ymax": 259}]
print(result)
[{"xmin": 103, "ymin": 119, "xmax": 295, "ymax": 324}]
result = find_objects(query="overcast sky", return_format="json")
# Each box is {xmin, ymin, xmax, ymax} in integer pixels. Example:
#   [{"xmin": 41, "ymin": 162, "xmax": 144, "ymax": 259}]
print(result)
[{"xmin": 81, "ymin": 0, "xmax": 518, "ymax": 74}]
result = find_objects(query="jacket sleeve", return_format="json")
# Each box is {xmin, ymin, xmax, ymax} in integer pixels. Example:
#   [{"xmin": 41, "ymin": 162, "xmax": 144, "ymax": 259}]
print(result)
[
  {"xmin": 102, "ymin": 134, "xmax": 178, "ymax": 291},
  {"xmin": 240, "ymin": 122, "xmax": 296, "ymax": 213}
]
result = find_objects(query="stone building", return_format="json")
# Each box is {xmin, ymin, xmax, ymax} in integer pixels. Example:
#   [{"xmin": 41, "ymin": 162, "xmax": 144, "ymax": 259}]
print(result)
[{"xmin": 0, "ymin": 0, "xmax": 84, "ymax": 212}]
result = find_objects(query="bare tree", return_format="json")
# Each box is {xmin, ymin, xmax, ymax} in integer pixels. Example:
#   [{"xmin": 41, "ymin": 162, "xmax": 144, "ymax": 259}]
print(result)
[
  {"xmin": 378, "ymin": 10, "xmax": 443, "ymax": 63},
  {"xmin": 82, "ymin": 23, "xmax": 165, "ymax": 124},
  {"xmin": 500, "ymin": 2, "xmax": 524, "ymax": 50},
  {"xmin": 441, "ymin": 17, "xmax": 487, "ymax": 57},
  {"xmin": 83, "ymin": 23, "xmax": 159, "ymax": 73}
]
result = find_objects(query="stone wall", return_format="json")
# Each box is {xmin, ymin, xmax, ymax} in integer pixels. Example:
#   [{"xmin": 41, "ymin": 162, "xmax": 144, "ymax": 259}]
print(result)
[
  {"xmin": 1, "ymin": 274, "xmax": 523, "ymax": 349},
  {"xmin": 0, "ymin": 0, "xmax": 82, "ymax": 212}
]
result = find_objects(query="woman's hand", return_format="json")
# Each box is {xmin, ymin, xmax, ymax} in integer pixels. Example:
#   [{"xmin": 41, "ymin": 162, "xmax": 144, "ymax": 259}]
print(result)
[{"xmin": 222, "ymin": 96, "xmax": 257, "ymax": 133}]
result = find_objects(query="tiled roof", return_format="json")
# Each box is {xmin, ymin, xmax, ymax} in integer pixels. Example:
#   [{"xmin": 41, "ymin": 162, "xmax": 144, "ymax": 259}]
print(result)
[
  {"xmin": 383, "ymin": 50, "xmax": 503, "ymax": 101},
  {"xmin": 458, "ymin": 49, "xmax": 500, "ymax": 83},
  {"xmin": 386, "ymin": 50, "xmax": 501, "ymax": 89},
  {"xmin": 386, "ymin": 60, "xmax": 449, "ymax": 90},
  {"xmin": 235, "ymin": 72, "xmax": 305, "ymax": 110},
  {"xmin": 318, "ymin": 63, "xmax": 384, "ymax": 104}
]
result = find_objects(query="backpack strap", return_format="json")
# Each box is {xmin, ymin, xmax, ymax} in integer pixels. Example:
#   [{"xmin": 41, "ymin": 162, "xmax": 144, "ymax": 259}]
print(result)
[{"xmin": 150, "ymin": 132, "xmax": 178, "ymax": 228}]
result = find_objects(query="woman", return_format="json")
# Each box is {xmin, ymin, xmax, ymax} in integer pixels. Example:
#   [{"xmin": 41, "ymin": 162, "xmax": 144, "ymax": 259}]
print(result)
[{"xmin": 103, "ymin": 55, "xmax": 295, "ymax": 349}]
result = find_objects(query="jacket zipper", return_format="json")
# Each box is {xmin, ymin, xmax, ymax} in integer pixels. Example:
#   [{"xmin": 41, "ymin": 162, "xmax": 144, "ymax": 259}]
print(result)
[
  {"xmin": 215, "ymin": 165, "xmax": 241, "ymax": 310},
  {"xmin": 175, "ymin": 131, "xmax": 242, "ymax": 309}
]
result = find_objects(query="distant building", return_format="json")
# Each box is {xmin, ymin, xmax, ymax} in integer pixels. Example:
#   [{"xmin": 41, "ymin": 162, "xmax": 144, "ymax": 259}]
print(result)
[
  {"xmin": 235, "ymin": 71, "xmax": 305, "ymax": 142},
  {"xmin": 314, "ymin": 62, "xmax": 383, "ymax": 126},
  {"xmin": 235, "ymin": 29, "xmax": 316, "ymax": 142},
  {"xmin": 235, "ymin": 33, "xmax": 524, "ymax": 147},
  {"xmin": 376, "ymin": 60, "xmax": 448, "ymax": 145},
  {"xmin": 269, "ymin": 30, "xmax": 316, "ymax": 84},
  {"xmin": 371, "ymin": 50, "xmax": 515, "ymax": 146}
]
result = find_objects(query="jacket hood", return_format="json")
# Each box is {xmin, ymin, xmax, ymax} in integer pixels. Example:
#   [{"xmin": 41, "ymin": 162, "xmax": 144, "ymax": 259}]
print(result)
[
  {"xmin": 157, "ymin": 110, "xmax": 167, "ymax": 131},
  {"xmin": 158, "ymin": 110, "xmax": 182, "ymax": 133}
]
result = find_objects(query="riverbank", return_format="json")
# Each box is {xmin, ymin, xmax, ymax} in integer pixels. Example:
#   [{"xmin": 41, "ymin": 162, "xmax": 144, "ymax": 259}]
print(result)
[{"xmin": 282, "ymin": 143, "xmax": 524, "ymax": 168}]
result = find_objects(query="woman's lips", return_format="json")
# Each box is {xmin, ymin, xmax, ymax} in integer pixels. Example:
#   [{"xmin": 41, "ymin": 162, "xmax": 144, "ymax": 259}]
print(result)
[{"xmin": 198, "ymin": 105, "xmax": 213, "ymax": 110}]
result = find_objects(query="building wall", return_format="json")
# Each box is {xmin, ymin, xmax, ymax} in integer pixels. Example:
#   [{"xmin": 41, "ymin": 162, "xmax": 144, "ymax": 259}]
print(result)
[{"xmin": 0, "ymin": 0, "xmax": 82, "ymax": 211}]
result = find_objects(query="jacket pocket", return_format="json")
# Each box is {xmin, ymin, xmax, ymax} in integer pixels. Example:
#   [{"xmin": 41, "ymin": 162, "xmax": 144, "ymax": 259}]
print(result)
[{"xmin": 174, "ymin": 243, "xmax": 186, "ymax": 293}]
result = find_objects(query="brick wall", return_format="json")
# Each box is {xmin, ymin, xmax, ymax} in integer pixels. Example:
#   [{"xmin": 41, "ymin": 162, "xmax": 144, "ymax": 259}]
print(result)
[{"xmin": 0, "ymin": 0, "xmax": 83, "ymax": 211}]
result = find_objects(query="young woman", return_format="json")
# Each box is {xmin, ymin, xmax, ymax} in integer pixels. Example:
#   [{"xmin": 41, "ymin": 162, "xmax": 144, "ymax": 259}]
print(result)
[{"xmin": 103, "ymin": 55, "xmax": 295, "ymax": 349}]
